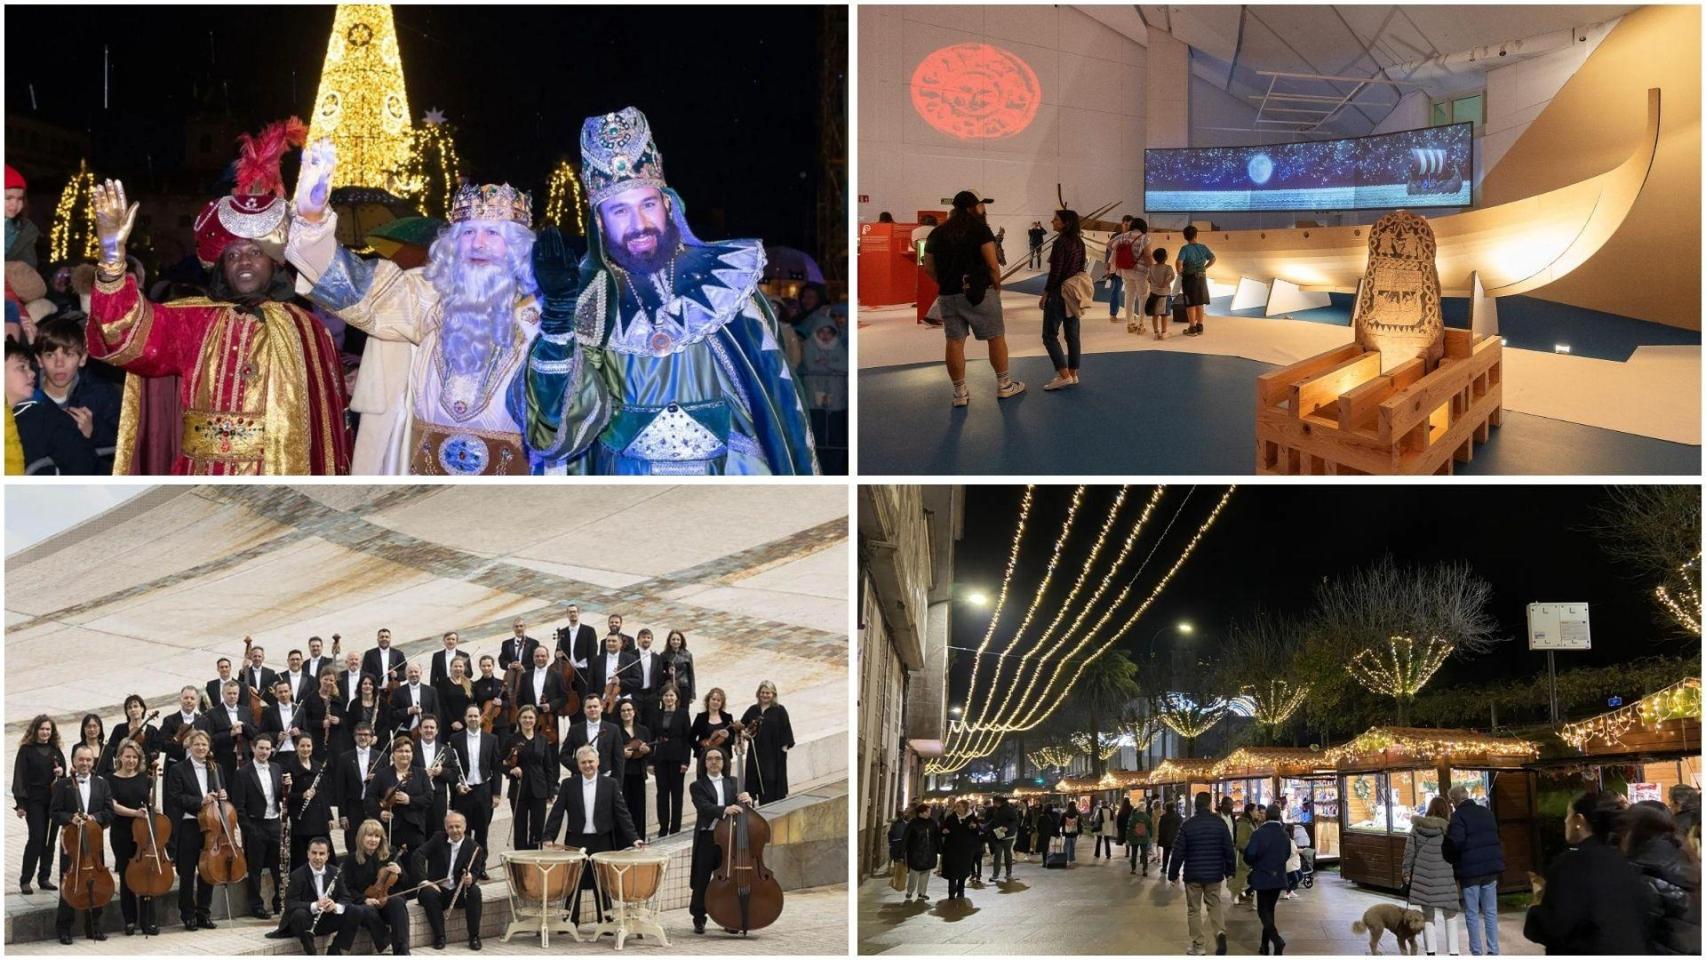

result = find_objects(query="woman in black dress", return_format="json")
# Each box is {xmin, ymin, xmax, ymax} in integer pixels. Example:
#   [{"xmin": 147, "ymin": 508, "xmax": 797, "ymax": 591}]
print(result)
[
  {"xmin": 345, "ymin": 675, "xmax": 388, "ymax": 753},
  {"xmin": 689, "ymin": 687, "xmax": 734, "ymax": 781},
  {"xmin": 435, "ymin": 656, "xmax": 475, "ymax": 736},
  {"xmin": 283, "ymin": 734, "xmax": 336, "ymax": 872},
  {"xmin": 305, "ymin": 669, "xmax": 341, "ymax": 759},
  {"xmin": 367, "ymin": 738, "xmax": 430, "ymax": 864},
  {"xmin": 470, "ymin": 655, "xmax": 509, "ymax": 802},
  {"xmin": 661, "ymin": 630, "xmax": 696, "ymax": 706},
  {"xmin": 502, "ymin": 706, "xmax": 556, "ymax": 850},
  {"xmin": 11, "ymin": 714, "xmax": 65, "ymax": 894},
  {"xmin": 75, "ymin": 713, "xmax": 105, "ymax": 774},
  {"xmin": 338, "ymin": 818, "xmax": 410, "ymax": 954},
  {"xmin": 615, "ymin": 700, "xmax": 651, "ymax": 841},
  {"xmin": 648, "ymin": 686, "xmax": 691, "ymax": 836},
  {"xmin": 100, "ymin": 695, "xmax": 156, "ymax": 777},
  {"xmin": 104, "ymin": 738, "xmax": 161, "ymax": 935},
  {"xmin": 739, "ymin": 680, "xmax": 795, "ymax": 805}
]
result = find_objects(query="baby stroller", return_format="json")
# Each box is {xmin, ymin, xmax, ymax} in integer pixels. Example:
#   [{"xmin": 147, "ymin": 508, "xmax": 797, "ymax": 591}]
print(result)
[{"xmin": 1293, "ymin": 843, "xmax": 1317, "ymax": 889}]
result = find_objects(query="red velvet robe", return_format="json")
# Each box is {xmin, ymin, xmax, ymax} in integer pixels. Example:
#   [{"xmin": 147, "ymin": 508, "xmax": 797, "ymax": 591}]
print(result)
[{"xmin": 86, "ymin": 274, "xmax": 350, "ymax": 475}]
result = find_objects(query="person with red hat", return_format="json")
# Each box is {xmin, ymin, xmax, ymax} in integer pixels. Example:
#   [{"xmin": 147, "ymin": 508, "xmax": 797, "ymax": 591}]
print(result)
[
  {"xmin": 6, "ymin": 165, "xmax": 40, "ymax": 268},
  {"xmin": 83, "ymin": 119, "xmax": 351, "ymax": 475}
]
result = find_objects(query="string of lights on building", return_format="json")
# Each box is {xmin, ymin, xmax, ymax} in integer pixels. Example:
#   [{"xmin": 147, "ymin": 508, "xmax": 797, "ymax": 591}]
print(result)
[
  {"xmin": 958, "ymin": 485, "xmax": 1036, "ymax": 727},
  {"xmin": 1557, "ymin": 676, "xmax": 1701, "ymax": 750}
]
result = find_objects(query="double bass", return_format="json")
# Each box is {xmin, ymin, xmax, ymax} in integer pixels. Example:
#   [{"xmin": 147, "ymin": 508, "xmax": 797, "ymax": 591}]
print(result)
[
  {"xmin": 240, "ymin": 635, "xmax": 266, "ymax": 726},
  {"xmin": 196, "ymin": 763, "xmax": 248, "ymax": 890},
  {"xmin": 124, "ymin": 768, "xmax": 175, "ymax": 900},
  {"xmin": 552, "ymin": 646, "xmax": 583, "ymax": 720},
  {"xmin": 59, "ymin": 777, "xmax": 116, "ymax": 912},
  {"xmin": 704, "ymin": 737, "xmax": 783, "ymax": 934}
]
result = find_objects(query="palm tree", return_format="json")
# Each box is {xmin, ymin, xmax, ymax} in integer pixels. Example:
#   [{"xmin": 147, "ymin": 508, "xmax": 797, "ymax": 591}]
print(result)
[{"xmin": 1070, "ymin": 649, "xmax": 1141, "ymax": 777}]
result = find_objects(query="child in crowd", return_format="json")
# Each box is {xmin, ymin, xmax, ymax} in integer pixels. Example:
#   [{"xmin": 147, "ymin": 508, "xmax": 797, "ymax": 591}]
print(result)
[
  {"xmin": 1146, "ymin": 248, "xmax": 1176, "ymax": 340},
  {"xmin": 6, "ymin": 338, "xmax": 98, "ymax": 474},
  {"xmin": 31, "ymin": 316, "xmax": 119, "ymax": 473}
]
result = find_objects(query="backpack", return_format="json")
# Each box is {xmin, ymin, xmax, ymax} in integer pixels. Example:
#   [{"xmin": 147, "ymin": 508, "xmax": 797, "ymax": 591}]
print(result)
[
  {"xmin": 1113, "ymin": 235, "xmax": 1137, "ymax": 270},
  {"xmin": 1132, "ymin": 819, "xmax": 1149, "ymax": 840}
]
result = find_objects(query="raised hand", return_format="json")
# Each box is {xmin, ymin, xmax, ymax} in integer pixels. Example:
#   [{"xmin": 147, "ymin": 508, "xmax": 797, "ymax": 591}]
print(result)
[
  {"xmin": 92, "ymin": 179, "xmax": 139, "ymax": 270},
  {"xmin": 294, "ymin": 138, "xmax": 337, "ymax": 222},
  {"xmin": 532, "ymin": 226, "xmax": 580, "ymax": 318}
]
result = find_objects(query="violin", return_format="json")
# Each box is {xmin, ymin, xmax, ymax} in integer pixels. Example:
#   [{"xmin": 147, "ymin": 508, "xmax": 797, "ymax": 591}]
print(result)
[
  {"xmin": 126, "ymin": 768, "xmax": 175, "ymax": 898},
  {"xmin": 623, "ymin": 731, "xmax": 652, "ymax": 760},
  {"xmin": 59, "ymin": 776, "xmax": 116, "ymax": 912},
  {"xmin": 601, "ymin": 675, "xmax": 622, "ymax": 715},
  {"xmin": 196, "ymin": 763, "xmax": 248, "ymax": 886},
  {"xmin": 704, "ymin": 736, "xmax": 783, "ymax": 933},
  {"xmin": 364, "ymin": 862, "xmax": 402, "ymax": 906},
  {"xmin": 701, "ymin": 718, "xmax": 743, "ymax": 752}
]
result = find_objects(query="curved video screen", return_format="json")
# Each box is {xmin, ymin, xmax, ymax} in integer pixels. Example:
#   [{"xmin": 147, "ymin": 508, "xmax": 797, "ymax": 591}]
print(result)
[{"xmin": 1144, "ymin": 123, "xmax": 1473, "ymax": 212}]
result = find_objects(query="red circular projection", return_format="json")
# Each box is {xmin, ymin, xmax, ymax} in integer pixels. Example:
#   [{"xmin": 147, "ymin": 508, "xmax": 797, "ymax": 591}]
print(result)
[{"xmin": 911, "ymin": 43, "xmax": 1042, "ymax": 141}]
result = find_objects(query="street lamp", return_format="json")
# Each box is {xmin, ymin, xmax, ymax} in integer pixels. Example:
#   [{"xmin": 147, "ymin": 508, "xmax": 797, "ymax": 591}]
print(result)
[
  {"xmin": 1177, "ymin": 621, "xmax": 1194, "ymax": 635},
  {"xmin": 965, "ymin": 591, "xmax": 990, "ymax": 607},
  {"xmin": 949, "ymin": 705, "xmax": 963, "ymax": 717}
]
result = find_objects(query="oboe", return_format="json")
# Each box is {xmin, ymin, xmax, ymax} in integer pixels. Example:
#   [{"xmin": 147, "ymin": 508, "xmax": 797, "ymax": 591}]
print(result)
[{"xmin": 279, "ymin": 768, "xmax": 293, "ymax": 889}]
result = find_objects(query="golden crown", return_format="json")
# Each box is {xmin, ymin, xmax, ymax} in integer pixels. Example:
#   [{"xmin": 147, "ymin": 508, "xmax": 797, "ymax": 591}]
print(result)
[{"xmin": 449, "ymin": 183, "xmax": 533, "ymax": 225}]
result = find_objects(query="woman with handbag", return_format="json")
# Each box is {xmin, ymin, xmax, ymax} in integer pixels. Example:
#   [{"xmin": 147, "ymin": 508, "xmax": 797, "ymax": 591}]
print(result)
[{"xmin": 1040, "ymin": 209, "xmax": 1087, "ymax": 391}]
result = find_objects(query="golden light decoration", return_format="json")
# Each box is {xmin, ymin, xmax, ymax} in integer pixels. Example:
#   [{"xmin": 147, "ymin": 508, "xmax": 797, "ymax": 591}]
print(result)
[
  {"xmin": 959, "ymin": 486, "xmax": 1036, "ymax": 724},
  {"xmin": 1027, "ymin": 745, "xmax": 1078, "ymax": 771},
  {"xmin": 1240, "ymin": 679, "xmax": 1312, "ymax": 727},
  {"xmin": 1156, "ymin": 693, "xmax": 1227, "ymax": 739},
  {"xmin": 393, "ymin": 111, "xmax": 462, "ymax": 220},
  {"xmin": 50, "ymin": 160, "xmax": 98, "ymax": 262},
  {"xmin": 1558, "ymin": 677, "xmax": 1701, "ymax": 750},
  {"xmin": 1322, "ymin": 726, "xmax": 1539, "ymax": 764},
  {"xmin": 307, "ymin": 4, "xmax": 414, "ymax": 190},
  {"xmin": 543, "ymin": 159, "xmax": 588, "ymax": 236},
  {"xmin": 1070, "ymin": 732, "xmax": 1121, "ymax": 761},
  {"xmin": 1346, "ymin": 635, "xmax": 1454, "ymax": 698},
  {"xmin": 1654, "ymin": 552, "xmax": 1700, "ymax": 636}
]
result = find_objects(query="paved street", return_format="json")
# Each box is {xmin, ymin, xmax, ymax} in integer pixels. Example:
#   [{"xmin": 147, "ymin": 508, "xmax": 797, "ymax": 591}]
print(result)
[{"xmin": 858, "ymin": 851, "xmax": 1540, "ymax": 955}]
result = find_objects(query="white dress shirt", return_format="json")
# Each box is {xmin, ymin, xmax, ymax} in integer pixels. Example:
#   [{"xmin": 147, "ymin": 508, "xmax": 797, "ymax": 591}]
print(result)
[
  {"xmin": 638, "ymin": 651, "xmax": 654, "ymax": 688},
  {"xmin": 444, "ymin": 838, "xmax": 463, "ymax": 886},
  {"xmin": 463, "ymin": 732, "xmax": 483, "ymax": 785},
  {"xmin": 255, "ymin": 761, "xmax": 278, "ymax": 819},
  {"xmin": 406, "ymin": 683, "xmax": 423, "ymax": 729},
  {"xmin": 76, "ymin": 775, "xmax": 93, "ymax": 813},
  {"xmin": 187, "ymin": 760, "xmax": 210, "ymax": 819},
  {"xmin": 580, "ymin": 775, "xmax": 599, "ymax": 834},
  {"xmin": 531, "ymin": 669, "xmax": 547, "ymax": 704},
  {"xmin": 420, "ymin": 739, "xmax": 439, "ymax": 771},
  {"xmin": 278, "ymin": 703, "xmax": 296, "ymax": 738},
  {"xmin": 345, "ymin": 670, "xmax": 362, "ymax": 706},
  {"xmin": 355, "ymin": 747, "xmax": 373, "ymax": 798},
  {"xmin": 568, "ymin": 624, "xmax": 587, "ymax": 668}
]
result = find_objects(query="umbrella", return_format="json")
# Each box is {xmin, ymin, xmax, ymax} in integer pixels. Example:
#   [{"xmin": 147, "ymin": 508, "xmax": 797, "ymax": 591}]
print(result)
[
  {"xmin": 762, "ymin": 245, "xmax": 824, "ymax": 285},
  {"xmin": 329, "ymin": 186, "xmax": 418, "ymax": 250},
  {"xmin": 364, "ymin": 216, "xmax": 446, "ymax": 269}
]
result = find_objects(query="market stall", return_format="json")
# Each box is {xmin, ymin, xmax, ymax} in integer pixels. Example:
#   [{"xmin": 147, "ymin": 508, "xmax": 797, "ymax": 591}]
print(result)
[
  {"xmin": 1326, "ymin": 726, "xmax": 1540, "ymax": 891},
  {"xmin": 1212, "ymin": 747, "xmax": 1342, "ymax": 861},
  {"xmin": 1552, "ymin": 677, "xmax": 1701, "ymax": 802},
  {"xmin": 1143, "ymin": 758, "xmax": 1218, "ymax": 810}
]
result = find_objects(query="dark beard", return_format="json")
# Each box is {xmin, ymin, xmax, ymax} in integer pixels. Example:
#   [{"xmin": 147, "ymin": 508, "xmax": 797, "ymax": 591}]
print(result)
[{"xmin": 605, "ymin": 219, "xmax": 682, "ymax": 276}]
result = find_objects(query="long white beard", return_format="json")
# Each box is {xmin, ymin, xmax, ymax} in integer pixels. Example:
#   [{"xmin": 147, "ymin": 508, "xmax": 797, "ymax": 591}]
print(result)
[{"xmin": 434, "ymin": 259, "xmax": 517, "ymax": 376}]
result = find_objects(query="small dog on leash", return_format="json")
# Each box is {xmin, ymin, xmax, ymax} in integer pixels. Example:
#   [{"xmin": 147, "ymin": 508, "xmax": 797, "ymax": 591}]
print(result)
[{"xmin": 1351, "ymin": 903, "xmax": 1427, "ymax": 955}]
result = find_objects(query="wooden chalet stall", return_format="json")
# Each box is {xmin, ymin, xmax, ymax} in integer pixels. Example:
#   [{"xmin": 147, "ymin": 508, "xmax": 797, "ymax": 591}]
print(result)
[
  {"xmin": 1553, "ymin": 678, "xmax": 1701, "ymax": 802},
  {"xmin": 1212, "ymin": 747, "xmax": 1342, "ymax": 861},
  {"xmin": 1327, "ymin": 727, "xmax": 1540, "ymax": 891},
  {"xmin": 1143, "ymin": 758, "xmax": 1219, "ymax": 810}
]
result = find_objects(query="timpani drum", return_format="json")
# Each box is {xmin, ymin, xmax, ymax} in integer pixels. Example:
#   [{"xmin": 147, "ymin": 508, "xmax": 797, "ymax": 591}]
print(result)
[
  {"xmin": 500, "ymin": 848, "xmax": 587, "ymax": 947},
  {"xmin": 590, "ymin": 849, "xmax": 673, "ymax": 949}
]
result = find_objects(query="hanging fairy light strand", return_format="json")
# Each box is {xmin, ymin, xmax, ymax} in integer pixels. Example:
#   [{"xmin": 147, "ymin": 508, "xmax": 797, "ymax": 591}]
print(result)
[
  {"xmin": 958, "ymin": 486, "xmax": 1037, "ymax": 728},
  {"xmin": 1156, "ymin": 693, "xmax": 1227, "ymax": 738},
  {"xmin": 392, "ymin": 110, "xmax": 462, "ymax": 220}
]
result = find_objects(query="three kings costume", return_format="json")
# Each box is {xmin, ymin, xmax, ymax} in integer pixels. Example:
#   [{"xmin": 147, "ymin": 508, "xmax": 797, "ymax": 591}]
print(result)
[
  {"xmin": 523, "ymin": 108, "xmax": 819, "ymax": 475},
  {"xmin": 86, "ymin": 119, "xmax": 350, "ymax": 474},
  {"xmin": 286, "ymin": 185, "xmax": 539, "ymax": 475}
]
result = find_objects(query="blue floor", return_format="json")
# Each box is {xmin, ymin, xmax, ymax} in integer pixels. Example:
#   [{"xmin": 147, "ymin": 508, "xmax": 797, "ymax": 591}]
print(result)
[{"xmin": 859, "ymin": 351, "xmax": 1701, "ymax": 476}]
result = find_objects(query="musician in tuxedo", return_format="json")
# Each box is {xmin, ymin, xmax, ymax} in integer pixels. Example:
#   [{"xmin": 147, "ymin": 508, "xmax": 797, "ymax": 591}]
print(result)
[
  {"xmin": 205, "ymin": 657, "xmax": 238, "ymax": 713},
  {"xmin": 336, "ymin": 650, "xmax": 367, "ymax": 710},
  {"xmin": 498, "ymin": 616, "xmax": 542, "ymax": 671},
  {"xmin": 688, "ymin": 745, "xmax": 752, "ymax": 935},
  {"xmin": 262, "ymin": 677, "xmax": 308, "ymax": 753},
  {"xmin": 543, "ymin": 745, "xmax": 642, "ymax": 925},
  {"xmin": 631, "ymin": 629, "xmax": 666, "ymax": 712},
  {"xmin": 333, "ymin": 722, "xmax": 382, "ymax": 857},
  {"xmin": 282, "ymin": 734, "xmax": 336, "ymax": 872},
  {"xmin": 411, "ymin": 715, "xmax": 459, "ymax": 840},
  {"xmin": 243, "ymin": 642, "xmax": 280, "ymax": 707},
  {"xmin": 561, "ymin": 695, "xmax": 624, "ymax": 781},
  {"xmin": 207, "ymin": 681, "xmax": 257, "ymax": 786},
  {"xmin": 51, "ymin": 743, "xmax": 114, "ymax": 945},
  {"xmin": 516, "ymin": 644, "xmax": 569, "ymax": 733},
  {"xmin": 586, "ymin": 632, "xmax": 639, "ymax": 702},
  {"xmin": 302, "ymin": 635, "xmax": 336, "ymax": 684},
  {"xmin": 428, "ymin": 631, "xmax": 474, "ymax": 687},
  {"xmin": 368, "ymin": 736, "xmax": 430, "ymax": 862},
  {"xmin": 278, "ymin": 649, "xmax": 316, "ymax": 706},
  {"xmin": 360, "ymin": 628, "xmax": 406, "ymax": 689},
  {"xmin": 263, "ymin": 837, "xmax": 362, "ymax": 954},
  {"xmin": 163, "ymin": 730, "xmax": 222, "ymax": 930},
  {"xmin": 388, "ymin": 661, "xmax": 438, "ymax": 735},
  {"xmin": 556, "ymin": 604, "xmax": 599, "ymax": 694},
  {"xmin": 606, "ymin": 613, "xmax": 636, "ymax": 651},
  {"xmin": 411, "ymin": 811, "xmax": 486, "ymax": 951},
  {"xmin": 451, "ymin": 704, "xmax": 500, "ymax": 868},
  {"xmin": 158, "ymin": 685, "xmax": 210, "ymax": 781},
  {"xmin": 233, "ymin": 735, "xmax": 288, "ymax": 918}
]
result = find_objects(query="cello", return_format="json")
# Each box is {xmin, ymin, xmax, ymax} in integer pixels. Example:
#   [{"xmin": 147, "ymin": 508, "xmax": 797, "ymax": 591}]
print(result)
[
  {"xmin": 124, "ymin": 767, "xmax": 175, "ymax": 901},
  {"xmin": 196, "ymin": 762, "xmax": 249, "ymax": 905},
  {"xmin": 704, "ymin": 737, "xmax": 783, "ymax": 934},
  {"xmin": 553, "ymin": 647, "xmax": 583, "ymax": 721},
  {"xmin": 59, "ymin": 776, "xmax": 116, "ymax": 913}
]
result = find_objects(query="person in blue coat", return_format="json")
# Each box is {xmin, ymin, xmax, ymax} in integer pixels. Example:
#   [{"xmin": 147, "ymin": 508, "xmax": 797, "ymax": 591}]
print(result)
[
  {"xmin": 1169, "ymin": 791, "xmax": 1236, "ymax": 956},
  {"xmin": 1244, "ymin": 803, "xmax": 1292, "ymax": 955},
  {"xmin": 1447, "ymin": 785, "xmax": 1506, "ymax": 956}
]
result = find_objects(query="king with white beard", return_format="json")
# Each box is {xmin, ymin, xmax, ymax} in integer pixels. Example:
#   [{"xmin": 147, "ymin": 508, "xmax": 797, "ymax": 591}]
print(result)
[{"xmin": 284, "ymin": 140, "xmax": 541, "ymax": 475}]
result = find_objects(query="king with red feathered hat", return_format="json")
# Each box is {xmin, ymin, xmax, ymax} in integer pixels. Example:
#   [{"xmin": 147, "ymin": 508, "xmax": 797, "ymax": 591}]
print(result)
[{"xmin": 84, "ymin": 117, "xmax": 351, "ymax": 475}]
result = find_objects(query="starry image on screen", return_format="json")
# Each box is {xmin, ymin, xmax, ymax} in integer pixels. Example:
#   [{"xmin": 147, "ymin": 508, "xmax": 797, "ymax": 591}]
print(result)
[{"xmin": 1144, "ymin": 123, "xmax": 1473, "ymax": 213}]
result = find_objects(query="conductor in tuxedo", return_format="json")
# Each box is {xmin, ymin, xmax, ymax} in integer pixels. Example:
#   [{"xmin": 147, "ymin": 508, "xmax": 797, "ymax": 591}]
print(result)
[
  {"xmin": 51, "ymin": 744, "xmax": 115, "ymax": 945},
  {"xmin": 688, "ymin": 746, "xmax": 753, "ymax": 934},
  {"xmin": 543, "ymin": 745, "xmax": 642, "ymax": 926},
  {"xmin": 263, "ymin": 837, "xmax": 363, "ymax": 954},
  {"xmin": 411, "ymin": 811, "xmax": 486, "ymax": 950}
]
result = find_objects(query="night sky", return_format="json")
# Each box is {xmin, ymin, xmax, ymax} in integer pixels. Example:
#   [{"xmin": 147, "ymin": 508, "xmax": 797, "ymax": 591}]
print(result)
[
  {"xmin": 4, "ymin": 4, "xmax": 842, "ymax": 250},
  {"xmin": 947, "ymin": 485, "xmax": 1700, "ymax": 712}
]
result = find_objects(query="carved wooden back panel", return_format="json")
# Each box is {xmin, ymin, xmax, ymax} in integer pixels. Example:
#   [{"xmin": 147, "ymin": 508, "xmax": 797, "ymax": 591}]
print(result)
[{"xmin": 1353, "ymin": 210, "xmax": 1444, "ymax": 371}]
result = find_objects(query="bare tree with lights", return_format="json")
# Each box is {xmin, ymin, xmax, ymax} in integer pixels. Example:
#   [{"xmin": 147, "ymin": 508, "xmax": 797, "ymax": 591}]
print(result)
[
  {"xmin": 1587, "ymin": 487, "xmax": 1701, "ymax": 639},
  {"xmin": 1219, "ymin": 610, "xmax": 1312, "ymax": 745}
]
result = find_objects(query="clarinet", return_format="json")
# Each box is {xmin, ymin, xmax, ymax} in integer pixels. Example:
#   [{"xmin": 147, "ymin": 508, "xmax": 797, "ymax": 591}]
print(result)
[{"xmin": 448, "ymin": 841, "xmax": 481, "ymax": 913}]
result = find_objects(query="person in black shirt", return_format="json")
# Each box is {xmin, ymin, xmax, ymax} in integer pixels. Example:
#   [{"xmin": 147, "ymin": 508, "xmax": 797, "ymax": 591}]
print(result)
[
  {"xmin": 1027, "ymin": 220, "xmax": 1047, "ymax": 269},
  {"xmin": 105, "ymin": 738, "xmax": 161, "ymax": 936},
  {"xmin": 649, "ymin": 686, "xmax": 692, "ymax": 837},
  {"xmin": 922, "ymin": 190, "xmax": 1024, "ymax": 407},
  {"xmin": 12, "ymin": 715, "xmax": 66, "ymax": 894},
  {"xmin": 1040, "ymin": 208, "xmax": 1086, "ymax": 391}
]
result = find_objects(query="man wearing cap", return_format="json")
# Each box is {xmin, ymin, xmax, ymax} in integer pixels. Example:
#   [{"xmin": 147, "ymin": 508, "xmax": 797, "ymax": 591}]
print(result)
[
  {"xmin": 84, "ymin": 119, "xmax": 351, "ymax": 475},
  {"xmin": 522, "ymin": 106, "xmax": 818, "ymax": 475},
  {"xmin": 922, "ymin": 190, "xmax": 1025, "ymax": 407},
  {"xmin": 286, "ymin": 140, "xmax": 542, "ymax": 475}
]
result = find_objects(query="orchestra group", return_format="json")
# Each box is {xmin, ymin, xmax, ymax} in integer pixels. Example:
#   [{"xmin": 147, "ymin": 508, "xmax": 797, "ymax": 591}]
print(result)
[{"xmin": 10, "ymin": 609, "xmax": 796, "ymax": 953}]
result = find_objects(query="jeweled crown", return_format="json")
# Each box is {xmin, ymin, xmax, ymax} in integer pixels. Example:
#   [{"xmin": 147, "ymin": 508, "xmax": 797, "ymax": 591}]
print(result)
[
  {"xmin": 581, "ymin": 107, "xmax": 668, "ymax": 209},
  {"xmin": 449, "ymin": 183, "xmax": 533, "ymax": 225}
]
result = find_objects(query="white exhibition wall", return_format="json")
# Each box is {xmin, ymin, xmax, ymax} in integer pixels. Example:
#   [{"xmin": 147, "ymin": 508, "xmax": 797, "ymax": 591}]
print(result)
[{"xmin": 858, "ymin": 3, "xmax": 1147, "ymax": 247}]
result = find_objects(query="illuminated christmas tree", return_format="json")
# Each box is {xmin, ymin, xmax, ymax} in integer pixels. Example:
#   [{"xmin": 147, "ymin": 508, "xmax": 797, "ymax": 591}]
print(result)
[
  {"xmin": 543, "ymin": 158, "xmax": 588, "ymax": 236},
  {"xmin": 50, "ymin": 160, "xmax": 98, "ymax": 262},
  {"xmin": 306, "ymin": 4, "xmax": 413, "ymax": 190},
  {"xmin": 396, "ymin": 109, "xmax": 462, "ymax": 220}
]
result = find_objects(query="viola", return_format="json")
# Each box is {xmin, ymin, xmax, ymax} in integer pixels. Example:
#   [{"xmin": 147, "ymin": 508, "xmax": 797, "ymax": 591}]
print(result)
[
  {"xmin": 704, "ymin": 738, "xmax": 783, "ymax": 933},
  {"xmin": 196, "ymin": 763, "xmax": 248, "ymax": 886},
  {"xmin": 125, "ymin": 770, "xmax": 175, "ymax": 898},
  {"xmin": 59, "ymin": 778, "xmax": 116, "ymax": 912}
]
